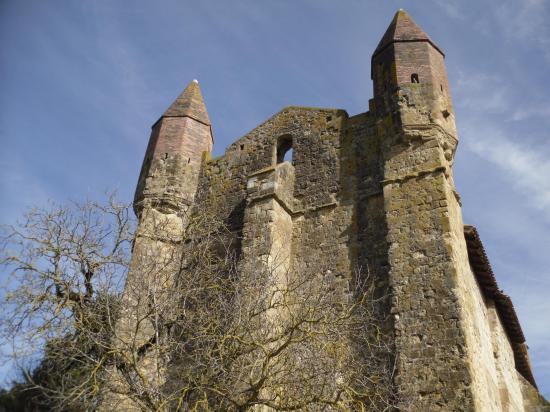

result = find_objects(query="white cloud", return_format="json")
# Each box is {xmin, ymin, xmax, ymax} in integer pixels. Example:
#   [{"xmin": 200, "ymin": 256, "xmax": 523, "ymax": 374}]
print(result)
[
  {"xmin": 510, "ymin": 282, "xmax": 550, "ymax": 386},
  {"xmin": 430, "ymin": 0, "xmax": 465, "ymax": 20},
  {"xmin": 511, "ymin": 106, "xmax": 550, "ymax": 121},
  {"xmin": 454, "ymin": 71, "xmax": 510, "ymax": 114},
  {"xmin": 466, "ymin": 133, "xmax": 550, "ymax": 216},
  {"xmin": 493, "ymin": 0, "xmax": 550, "ymax": 64}
]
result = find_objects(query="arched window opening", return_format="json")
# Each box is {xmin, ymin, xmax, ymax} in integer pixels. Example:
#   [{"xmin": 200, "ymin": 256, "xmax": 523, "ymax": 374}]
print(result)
[
  {"xmin": 411, "ymin": 73, "xmax": 419, "ymax": 83},
  {"xmin": 276, "ymin": 135, "xmax": 293, "ymax": 164}
]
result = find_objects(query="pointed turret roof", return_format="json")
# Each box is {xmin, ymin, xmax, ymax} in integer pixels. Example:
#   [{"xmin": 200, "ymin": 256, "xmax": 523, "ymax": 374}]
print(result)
[
  {"xmin": 373, "ymin": 9, "xmax": 444, "ymax": 58},
  {"xmin": 162, "ymin": 79, "xmax": 211, "ymax": 125}
]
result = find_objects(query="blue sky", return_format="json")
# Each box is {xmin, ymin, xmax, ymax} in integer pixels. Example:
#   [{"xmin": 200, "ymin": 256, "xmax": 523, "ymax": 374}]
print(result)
[{"xmin": 1, "ymin": 0, "xmax": 549, "ymax": 399}]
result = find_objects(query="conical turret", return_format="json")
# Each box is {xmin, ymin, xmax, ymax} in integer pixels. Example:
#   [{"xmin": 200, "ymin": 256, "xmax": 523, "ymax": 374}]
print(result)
[
  {"xmin": 373, "ymin": 9, "xmax": 443, "ymax": 59},
  {"xmin": 371, "ymin": 9, "xmax": 456, "ymax": 139},
  {"xmin": 134, "ymin": 80, "xmax": 213, "ymax": 216},
  {"xmin": 161, "ymin": 79, "xmax": 211, "ymax": 125}
]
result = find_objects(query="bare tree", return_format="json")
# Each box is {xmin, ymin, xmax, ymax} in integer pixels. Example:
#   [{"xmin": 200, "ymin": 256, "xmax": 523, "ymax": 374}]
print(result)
[
  {"xmin": 99, "ymin": 204, "xmax": 398, "ymax": 411},
  {"xmin": 0, "ymin": 194, "xmax": 134, "ymax": 410},
  {"xmin": 1, "ymin": 196, "xmax": 398, "ymax": 411}
]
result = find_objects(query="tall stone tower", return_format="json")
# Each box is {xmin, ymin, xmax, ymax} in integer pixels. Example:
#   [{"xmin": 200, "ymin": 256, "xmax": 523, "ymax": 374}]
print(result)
[
  {"xmin": 368, "ymin": 11, "xmax": 546, "ymax": 410},
  {"xmin": 372, "ymin": 9, "xmax": 466, "ymax": 407},
  {"xmin": 109, "ymin": 10, "xmax": 548, "ymax": 412},
  {"xmin": 100, "ymin": 80, "xmax": 213, "ymax": 410}
]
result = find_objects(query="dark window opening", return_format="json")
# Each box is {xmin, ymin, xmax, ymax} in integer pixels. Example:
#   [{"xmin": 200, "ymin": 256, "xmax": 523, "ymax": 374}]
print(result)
[
  {"xmin": 440, "ymin": 84, "xmax": 444, "ymax": 92},
  {"xmin": 326, "ymin": 115, "xmax": 332, "ymax": 122},
  {"xmin": 164, "ymin": 153, "xmax": 169, "ymax": 159},
  {"xmin": 276, "ymin": 135, "xmax": 293, "ymax": 164},
  {"xmin": 240, "ymin": 144, "xmax": 245, "ymax": 150},
  {"xmin": 187, "ymin": 157, "xmax": 191, "ymax": 163},
  {"xmin": 411, "ymin": 73, "xmax": 419, "ymax": 83}
]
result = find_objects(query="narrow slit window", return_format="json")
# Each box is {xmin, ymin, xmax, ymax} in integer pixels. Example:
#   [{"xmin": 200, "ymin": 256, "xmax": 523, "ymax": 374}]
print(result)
[
  {"xmin": 276, "ymin": 135, "xmax": 293, "ymax": 164},
  {"xmin": 411, "ymin": 73, "xmax": 419, "ymax": 83}
]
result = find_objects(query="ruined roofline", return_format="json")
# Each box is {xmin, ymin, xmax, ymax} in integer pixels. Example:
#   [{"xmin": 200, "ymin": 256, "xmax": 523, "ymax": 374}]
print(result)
[
  {"xmin": 272, "ymin": 105, "xmax": 348, "ymax": 116},
  {"xmin": 464, "ymin": 225, "xmax": 537, "ymax": 388},
  {"xmin": 205, "ymin": 106, "xmax": 377, "ymax": 165},
  {"xmin": 215, "ymin": 105, "xmax": 348, "ymax": 155}
]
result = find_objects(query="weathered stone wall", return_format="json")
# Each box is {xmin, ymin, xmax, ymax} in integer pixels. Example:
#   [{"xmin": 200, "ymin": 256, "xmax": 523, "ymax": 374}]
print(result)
[
  {"xmin": 195, "ymin": 107, "xmax": 348, "ymax": 239},
  {"xmin": 381, "ymin": 136, "xmax": 474, "ymax": 410},
  {"xmin": 117, "ymin": 102, "xmax": 549, "ymax": 410},
  {"xmin": 187, "ymin": 91, "xmax": 547, "ymax": 411},
  {"xmin": 520, "ymin": 374, "xmax": 550, "ymax": 411},
  {"xmin": 488, "ymin": 301, "xmax": 525, "ymax": 411},
  {"xmin": 113, "ymin": 11, "xmax": 550, "ymax": 411},
  {"xmin": 194, "ymin": 105, "xmax": 384, "ymax": 316},
  {"xmin": 99, "ymin": 207, "xmax": 185, "ymax": 411},
  {"xmin": 448, "ymin": 172, "xmax": 504, "ymax": 411}
]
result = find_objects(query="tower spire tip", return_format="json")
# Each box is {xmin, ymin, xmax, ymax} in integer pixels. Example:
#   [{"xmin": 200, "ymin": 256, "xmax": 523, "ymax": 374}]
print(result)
[
  {"xmin": 373, "ymin": 10, "xmax": 443, "ymax": 58},
  {"xmin": 160, "ymin": 78, "xmax": 210, "ymax": 125}
]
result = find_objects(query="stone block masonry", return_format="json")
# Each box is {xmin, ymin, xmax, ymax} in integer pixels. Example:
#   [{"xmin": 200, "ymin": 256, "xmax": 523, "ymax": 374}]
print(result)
[{"xmin": 107, "ymin": 9, "xmax": 550, "ymax": 412}]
